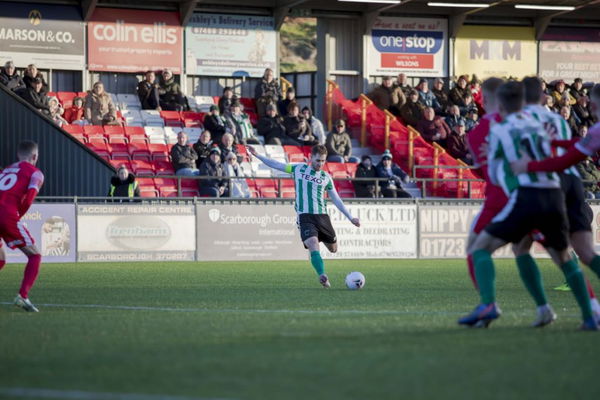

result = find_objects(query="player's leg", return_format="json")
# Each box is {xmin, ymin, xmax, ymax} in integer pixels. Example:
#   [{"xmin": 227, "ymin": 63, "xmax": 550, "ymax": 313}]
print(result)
[
  {"xmin": 304, "ymin": 236, "xmax": 329, "ymax": 288},
  {"xmin": 571, "ymin": 231, "xmax": 600, "ymax": 279},
  {"xmin": 323, "ymin": 242, "xmax": 337, "ymax": 253},
  {"xmin": 465, "ymin": 229, "xmax": 479, "ymax": 290},
  {"xmin": 0, "ymin": 241, "xmax": 6, "ymax": 271}
]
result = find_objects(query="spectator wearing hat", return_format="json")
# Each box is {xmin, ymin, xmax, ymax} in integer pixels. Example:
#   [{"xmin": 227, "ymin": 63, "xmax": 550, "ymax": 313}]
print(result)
[
  {"xmin": 302, "ymin": 106, "xmax": 326, "ymax": 145},
  {"xmin": 219, "ymin": 133, "xmax": 240, "ymax": 163},
  {"xmin": 137, "ymin": 70, "xmax": 161, "ymax": 110},
  {"xmin": 449, "ymin": 75, "xmax": 471, "ymax": 108},
  {"xmin": 199, "ymin": 147, "xmax": 227, "ymax": 197},
  {"xmin": 446, "ymin": 120, "xmax": 472, "ymax": 164},
  {"xmin": 278, "ymin": 87, "xmax": 297, "ymax": 117},
  {"xmin": 108, "ymin": 165, "xmax": 140, "ymax": 199},
  {"xmin": 171, "ymin": 131, "xmax": 200, "ymax": 176},
  {"xmin": 0, "ymin": 61, "xmax": 25, "ymax": 93},
  {"xmin": 551, "ymin": 80, "xmax": 576, "ymax": 107},
  {"xmin": 22, "ymin": 76, "xmax": 50, "ymax": 115},
  {"xmin": 48, "ymin": 96, "xmax": 68, "ymax": 127},
  {"xmin": 255, "ymin": 68, "xmax": 282, "ymax": 117},
  {"xmin": 223, "ymin": 152, "xmax": 251, "ymax": 198},
  {"xmin": 416, "ymin": 79, "xmax": 441, "ymax": 112},
  {"xmin": 193, "ymin": 130, "xmax": 213, "ymax": 169},
  {"xmin": 257, "ymin": 103, "xmax": 286, "ymax": 145},
  {"xmin": 85, "ymin": 81, "xmax": 120, "ymax": 126},
  {"xmin": 432, "ymin": 78, "xmax": 450, "ymax": 115},
  {"xmin": 367, "ymin": 76, "xmax": 406, "ymax": 116},
  {"xmin": 354, "ymin": 155, "xmax": 378, "ymax": 198},
  {"xmin": 394, "ymin": 73, "xmax": 412, "ymax": 97},
  {"xmin": 203, "ymin": 105, "xmax": 231, "ymax": 144},
  {"xmin": 23, "ymin": 64, "xmax": 48, "ymax": 93},
  {"xmin": 570, "ymin": 78, "xmax": 586, "ymax": 102},
  {"xmin": 326, "ymin": 119, "xmax": 358, "ymax": 163},
  {"xmin": 64, "ymin": 96, "xmax": 88, "ymax": 125},
  {"xmin": 283, "ymin": 102, "xmax": 317, "ymax": 146},
  {"xmin": 399, "ymin": 89, "xmax": 425, "ymax": 127},
  {"xmin": 445, "ymin": 105, "xmax": 465, "ymax": 131},
  {"xmin": 227, "ymin": 102, "xmax": 261, "ymax": 145},
  {"xmin": 218, "ymin": 86, "xmax": 237, "ymax": 116},
  {"xmin": 416, "ymin": 107, "xmax": 450, "ymax": 146},
  {"xmin": 375, "ymin": 150, "xmax": 410, "ymax": 198},
  {"xmin": 158, "ymin": 69, "xmax": 186, "ymax": 111}
]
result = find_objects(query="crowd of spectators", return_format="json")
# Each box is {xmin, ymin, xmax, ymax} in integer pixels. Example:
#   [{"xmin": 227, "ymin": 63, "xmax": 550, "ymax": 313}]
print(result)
[{"xmin": 353, "ymin": 150, "xmax": 410, "ymax": 198}]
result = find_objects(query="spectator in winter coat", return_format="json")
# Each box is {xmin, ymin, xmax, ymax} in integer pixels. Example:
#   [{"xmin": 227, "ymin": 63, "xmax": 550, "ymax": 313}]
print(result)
[
  {"xmin": 302, "ymin": 106, "xmax": 326, "ymax": 145},
  {"xmin": 193, "ymin": 130, "xmax": 213, "ymax": 169},
  {"xmin": 470, "ymin": 77, "xmax": 483, "ymax": 112},
  {"xmin": 283, "ymin": 102, "xmax": 316, "ymax": 146},
  {"xmin": 23, "ymin": 64, "xmax": 48, "ymax": 93},
  {"xmin": 367, "ymin": 76, "xmax": 406, "ymax": 116},
  {"xmin": 199, "ymin": 147, "xmax": 227, "ymax": 197},
  {"xmin": 399, "ymin": 90, "xmax": 424, "ymax": 127},
  {"xmin": 0, "ymin": 61, "xmax": 25, "ymax": 93},
  {"xmin": 64, "ymin": 97, "xmax": 87, "ymax": 125},
  {"xmin": 570, "ymin": 78, "xmax": 586, "ymax": 102},
  {"xmin": 22, "ymin": 77, "xmax": 50, "ymax": 115},
  {"xmin": 551, "ymin": 80, "xmax": 576, "ymax": 107},
  {"xmin": 203, "ymin": 105, "xmax": 231, "ymax": 144},
  {"xmin": 353, "ymin": 155, "xmax": 378, "ymax": 198},
  {"xmin": 158, "ymin": 69, "xmax": 186, "ymax": 111},
  {"xmin": 278, "ymin": 87, "xmax": 296, "ymax": 117},
  {"xmin": 227, "ymin": 102, "xmax": 260, "ymax": 145},
  {"xmin": 219, "ymin": 133, "xmax": 240, "ymax": 164},
  {"xmin": 445, "ymin": 105, "xmax": 465, "ymax": 130},
  {"xmin": 108, "ymin": 165, "xmax": 140, "ymax": 199},
  {"xmin": 255, "ymin": 68, "xmax": 282, "ymax": 117},
  {"xmin": 459, "ymin": 93, "xmax": 478, "ymax": 117},
  {"xmin": 85, "ymin": 82, "xmax": 119, "ymax": 126},
  {"xmin": 446, "ymin": 120, "xmax": 472, "ymax": 164},
  {"xmin": 572, "ymin": 96, "xmax": 594, "ymax": 128},
  {"xmin": 223, "ymin": 152, "xmax": 251, "ymax": 198},
  {"xmin": 325, "ymin": 119, "xmax": 358, "ymax": 163},
  {"xmin": 375, "ymin": 150, "xmax": 410, "ymax": 198},
  {"xmin": 171, "ymin": 131, "xmax": 200, "ymax": 176},
  {"xmin": 257, "ymin": 104, "xmax": 286, "ymax": 145},
  {"xmin": 465, "ymin": 110, "xmax": 479, "ymax": 132},
  {"xmin": 560, "ymin": 106, "xmax": 579, "ymax": 134},
  {"xmin": 449, "ymin": 75, "xmax": 471, "ymax": 107},
  {"xmin": 416, "ymin": 79, "xmax": 441, "ymax": 112},
  {"xmin": 137, "ymin": 71, "xmax": 161, "ymax": 110},
  {"xmin": 416, "ymin": 107, "xmax": 450, "ymax": 146},
  {"xmin": 576, "ymin": 157, "xmax": 600, "ymax": 199},
  {"xmin": 544, "ymin": 94, "xmax": 559, "ymax": 114},
  {"xmin": 394, "ymin": 73, "xmax": 412, "ymax": 97},
  {"xmin": 218, "ymin": 86, "xmax": 237, "ymax": 116},
  {"xmin": 48, "ymin": 97, "xmax": 68, "ymax": 127},
  {"xmin": 432, "ymin": 78, "xmax": 450, "ymax": 115}
]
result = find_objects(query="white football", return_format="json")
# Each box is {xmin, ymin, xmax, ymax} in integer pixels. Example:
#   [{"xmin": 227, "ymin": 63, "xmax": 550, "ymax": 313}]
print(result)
[{"xmin": 345, "ymin": 272, "xmax": 365, "ymax": 290}]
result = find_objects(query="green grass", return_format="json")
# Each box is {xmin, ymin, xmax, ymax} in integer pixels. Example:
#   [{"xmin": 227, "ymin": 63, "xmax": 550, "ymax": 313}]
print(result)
[{"xmin": 0, "ymin": 259, "xmax": 599, "ymax": 400}]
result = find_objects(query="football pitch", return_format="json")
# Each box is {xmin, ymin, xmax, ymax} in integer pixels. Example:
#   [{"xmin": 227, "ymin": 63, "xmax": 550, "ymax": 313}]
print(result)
[{"xmin": 0, "ymin": 259, "xmax": 599, "ymax": 400}]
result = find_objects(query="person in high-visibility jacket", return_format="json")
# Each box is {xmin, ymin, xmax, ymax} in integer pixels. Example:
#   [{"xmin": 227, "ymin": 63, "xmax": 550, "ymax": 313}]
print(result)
[{"xmin": 108, "ymin": 165, "xmax": 140, "ymax": 198}]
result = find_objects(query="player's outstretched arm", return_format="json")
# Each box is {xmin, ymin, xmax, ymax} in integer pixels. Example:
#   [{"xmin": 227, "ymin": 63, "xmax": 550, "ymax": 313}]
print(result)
[
  {"xmin": 510, "ymin": 146, "xmax": 587, "ymax": 174},
  {"xmin": 328, "ymin": 186, "xmax": 360, "ymax": 227},
  {"xmin": 247, "ymin": 145, "xmax": 287, "ymax": 172}
]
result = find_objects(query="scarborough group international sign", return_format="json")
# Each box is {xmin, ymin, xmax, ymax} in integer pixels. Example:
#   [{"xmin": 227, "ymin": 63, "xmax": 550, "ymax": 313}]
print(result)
[
  {"xmin": 88, "ymin": 8, "xmax": 182, "ymax": 73},
  {"xmin": 366, "ymin": 17, "xmax": 448, "ymax": 77},
  {"xmin": 185, "ymin": 13, "xmax": 277, "ymax": 77},
  {"xmin": 454, "ymin": 26, "xmax": 537, "ymax": 79},
  {"xmin": 539, "ymin": 28, "xmax": 600, "ymax": 82},
  {"xmin": 0, "ymin": 2, "xmax": 84, "ymax": 70}
]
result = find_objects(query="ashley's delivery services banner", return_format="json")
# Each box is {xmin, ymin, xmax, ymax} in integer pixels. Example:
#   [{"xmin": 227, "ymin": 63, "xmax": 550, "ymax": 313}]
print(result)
[
  {"xmin": 88, "ymin": 8, "xmax": 182, "ymax": 73},
  {"xmin": 454, "ymin": 26, "xmax": 536, "ymax": 79},
  {"xmin": 0, "ymin": 2, "xmax": 84, "ymax": 70},
  {"xmin": 5, "ymin": 204, "xmax": 76, "ymax": 263},
  {"xmin": 539, "ymin": 28, "xmax": 600, "ymax": 82},
  {"xmin": 77, "ymin": 205, "xmax": 195, "ymax": 262},
  {"xmin": 186, "ymin": 13, "xmax": 277, "ymax": 77},
  {"xmin": 367, "ymin": 17, "xmax": 447, "ymax": 77}
]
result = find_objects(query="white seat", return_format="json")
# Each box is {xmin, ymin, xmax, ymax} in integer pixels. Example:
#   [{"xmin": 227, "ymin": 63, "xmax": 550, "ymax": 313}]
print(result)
[
  {"xmin": 252, "ymin": 145, "xmax": 266, "ymax": 156},
  {"xmin": 240, "ymin": 162, "xmax": 254, "ymax": 177},
  {"xmin": 183, "ymin": 127, "xmax": 202, "ymax": 136},
  {"xmin": 166, "ymin": 135, "xmax": 179, "ymax": 144},
  {"xmin": 144, "ymin": 126, "xmax": 165, "ymax": 137},
  {"xmin": 194, "ymin": 96, "xmax": 215, "ymax": 105},
  {"xmin": 148, "ymin": 135, "xmax": 167, "ymax": 144},
  {"xmin": 264, "ymin": 145, "xmax": 285, "ymax": 157},
  {"xmin": 255, "ymin": 167, "xmax": 272, "ymax": 178},
  {"xmin": 118, "ymin": 93, "xmax": 141, "ymax": 108},
  {"xmin": 352, "ymin": 147, "xmax": 372, "ymax": 157}
]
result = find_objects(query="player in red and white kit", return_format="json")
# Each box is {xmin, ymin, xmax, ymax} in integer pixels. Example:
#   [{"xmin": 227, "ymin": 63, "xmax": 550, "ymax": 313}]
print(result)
[{"xmin": 0, "ymin": 141, "xmax": 45, "ymax": 312}]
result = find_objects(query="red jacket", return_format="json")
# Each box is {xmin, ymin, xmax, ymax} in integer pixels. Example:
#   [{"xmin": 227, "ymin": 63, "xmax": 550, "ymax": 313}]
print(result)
[{"xmin": 64, "ymin": 106, "xmax": 85, "ymax": 124}]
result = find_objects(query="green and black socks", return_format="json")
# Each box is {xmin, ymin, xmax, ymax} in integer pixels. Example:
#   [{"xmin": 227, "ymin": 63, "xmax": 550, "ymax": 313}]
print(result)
[
  {"xmin": 310, "ymin": 251, "xmax": 324, "ymax": 276},
  {"xmin": 516, "ymin": 254, "xmax": 548, "ymax": 307},
  {"xmin": 561, "ymin": 259, "xmax": 593, "ymax": 321},
  {"xmin": 473, "ymin": 249, "xmax": 496, "ymax": 304}
]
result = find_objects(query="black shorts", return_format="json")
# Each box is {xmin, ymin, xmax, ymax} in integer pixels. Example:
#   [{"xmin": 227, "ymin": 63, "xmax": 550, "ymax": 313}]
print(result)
[
  {"xmin": 298, "ymin": 214, "xmax": 337, "ymax": 244},
  {"xmin": 560, "ymin": 173, "xmax": 593, "ymax": 233},
  {"xmin": 485, "ymin": 187, "xmax": 569, "ymax": 251}
]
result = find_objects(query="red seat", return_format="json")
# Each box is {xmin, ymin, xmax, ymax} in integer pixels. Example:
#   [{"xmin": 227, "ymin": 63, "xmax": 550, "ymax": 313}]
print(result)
[
  {"xmin": 85, "ymin": 139, "xmax": 110, "ymax": 158},
  {"xmin": 63, "ymin": 124, "xmax": 84, "ymax": 135},
  {"xmin": 212, "ymin": 96, "xmax": 220, "ymax": 105},
  {"xmin": 77, "ymin": 92, "xmax": 87, "ymax": 99},
  {"xmin": 70, "ymin": 133, "xmax": 87, "ymax": 144},
  {"xmin": 149, "ymin": 144, "xmax": 169, "ymax": 161},
  {"xmin": 236, "ymin": 144, "xmax": 250, "ymax": 162},
  {"xmin": 246, "ymin": 111, "xmax": 258, "ymax": 126},
  {"xmin": 254, "ymin": 179, "xmax": 277, "ymax": 198},
  {"xmin": 334, "ymin": 180, "xmax": 355, "ymax": 198},
  {"xmin": 280, "ymin": 179, "xmax": 295, "ymax": 198},
  {"xmin": 47, "ymin": 91, "xmax": 57, "ymax": 98},
  {"xmin": 302, "ymin": 146, "xmax": 312, "ymax": 159},
  {"xmin": 283, "ymin": 145, "xmax": 305, "ymax": 163},
  {"xmin": 160, "ymin": 110, "xmax": 183, "ymax": 127},
  {"xmin": 109, "ymin": 159, "xmax": 131, "ymax": 170},
  {"xmin": 108, "ymin": 143, "xmax": 130, "ymax": 160},
  {"xmin": 139, "ymin": 186, "xmax": 159, "ymax": 198},
  {"xmin": 346, "ymin": 163, "xmax": 358, "ymax": 177},
  {"xmin": 154, "ymin": 178, "xmax": 177, "ymax": 187},
  {"xmin": 108, "ymin": 135, "xmax": 128, "ymax": 145},
  {"xmin": 326, "ymin": 163, "xmax": 347, "ymax": 178},
  {"xmin": 83, "ymin": 125, "xmax": 105, "ymax": 136},
  {"xmin": 57, "ymin": 92, "xmax": 77, "ymax": 107},
  {"xmin": 155, "ymin": 161, "xmax": 175, "ymax": 176},
  {"xmin": 181, "ymin": 178, "xmax": 199, "ymax": 188},
  {"xmin": 239, "ymin": 98, "xmax": 257, "ymax": 113},
  {"xmin": 130, "ymin": 160, "xmax": 155, "ymax": 176},
  {"xmin": 124, "ymin": 126, "xmax": 145, "ymax": 138},
  {"xmin": 182, "ymin": 188, "xmax": 200, "ymax": 197},
  {"xmin": 104, "ymin": 125, "xmax": 125, "ymax": 136},
  {"xmin": 128, "ymin": 142, "xmax": 151, "ymax": 161},
  {"xmin": 159, "ymin": 187, "xmax": 178, "ymax": 197}
]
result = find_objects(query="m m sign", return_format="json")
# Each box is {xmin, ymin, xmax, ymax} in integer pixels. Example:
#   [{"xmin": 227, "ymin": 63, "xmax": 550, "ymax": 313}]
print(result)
[{"xmin": 469, "ymin": 40, "xmax": 521, "ymax": 60}]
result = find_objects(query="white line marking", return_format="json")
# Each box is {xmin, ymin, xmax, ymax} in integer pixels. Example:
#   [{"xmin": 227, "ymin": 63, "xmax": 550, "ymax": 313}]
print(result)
[{"xmin": 0, "ymin": 387, "xmax": 236, "ymax": 400}]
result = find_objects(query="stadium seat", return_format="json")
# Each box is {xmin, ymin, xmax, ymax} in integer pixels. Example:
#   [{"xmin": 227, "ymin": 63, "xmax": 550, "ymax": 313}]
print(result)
[
  {"xmin": 109, "ymin": 159, "xmax": 130, "ymax": 170},
  {"xmin": 109, "ymin": 143, "xmax": 130, "ymax": 161},
  {"xmin": 57, "ymin": 92, "xmax": 77, "ymax": 108},
  {"xmin": 103, "ymin": 125, "xmax": 125, "ymax": 137},
  {"xmin": 77, "ymin": 91, "xmax": 87, "ymax": 99},
  {"xmin": 63, "ymin": 124, "xmax": 84, "ymax": 135},
  {"xmin": 85, "ymin": 139, "xmax": 110, "ymax": 159},
  {"xmin": 130, "ymin": 160, "xmax": 155, "ymax": 176},
  {"xmin": 334, "ymin": 180, "xmax": 355, "ymax": 198},
  {"xmin": 245, "ymin": 179, "xmax": 259, "ymax": 198},
  {"xmin": 121, "ymin": 109, "xmax": 143, "ymax": 126},
  {"xmin": 246, "ymin": 111, "xmax": 259, "ymax": 126},
  {"xmin": 280, "ymin": 179, "xmax": 295, "ymax": 198},
  {"xmin": 83, "ymin": 125, "xmax": 105, "ymax": 139},
  {"xmin": 160, "ymin": 110, "xmax": 183, "ymax": 127},
  {"xmin": 149, "ymin": 143, "xmax": 169, "ymax": 161},
  {"xmin": 239, "ymin": 97, "xmax": 257, "ymax": 113},
  {"xmin": 136, "ymin": 177, "xmax": 156, "ymax": 188},
  {"xmin": 193, "ymin": 96, "xmax": 216, "ymax": 113},
  {"xmin": 265, "ymin": 144, "xmax": 286, "ymax": 158},
  {"xmin": 139, "ymin": 187, "xmax": 159, "ymax": 198},
  {"xmin": 141, "ymin": 110, "xmax": 165, "ymax": 127},
  {"xmin": 182, "ymin": 188, "xmax": 200, "ymax": 197},
  {"xmin": 154, "ymin": 178, "xmax": 177, "ymax": 187},
  {"xmin": 283, "ymin": 146, "xmax": 305, "ymax": 163},
  {"xmin": 128, "ymin": 140, "xmax": 151, "ymax": 161},
  {"xmin": 117, "ymin": 94, "xmax": 141, "ymax": 110},
  {"xmin": 254, "ymin": 179, "xmax": 277, "ymax": 198},
  {"xmin": 326, "ymin": 163, "xmax": 348, "ymax": 179},
  {"xmin": 47, "ymin": 91, "xmax": 57, "ymax": 99},
  {"xmin": 302, "ymin": 146, "xmax": 312, "ymax": 159},
  {"xmin": 212, "ymin": 96, "xmax": 220, "ymax": 105},
  {"xmin": 124, "ymin": 126, "xmax": 146, "ymax": 138},
  {"xmin": 159, "ymin": 186, "xmax": 178, "ymax": 197},
  {"xmin": 180, "ymin": 177, "xmax": 199, "ymax": 188},
  {"xmin": 346, "ymin": 162, "xmax": 358, "ymax": 177},
  {"xmin": 70, "ymin": 133, "xmax": 87, "ymax": 144},
  {"xmin": 236, "ymin": 145, "xmax": 250, "ymax": 162},
  {"xmin": 181, "ymin": 112, "xmax": 204, "ymax": 128},
  {"xmin": 155, "ymin": 161, "xmax": 175, "ymax": 176},
  {"xmin": 183, "ymin": 127, "xmax": 202, "ymax": 143}
]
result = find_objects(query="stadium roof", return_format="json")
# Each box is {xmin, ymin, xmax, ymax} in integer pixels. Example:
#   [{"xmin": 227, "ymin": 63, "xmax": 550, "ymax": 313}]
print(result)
[{"xmin": 4, "ymin": 0, "xmax": 600, "ymax": 35}]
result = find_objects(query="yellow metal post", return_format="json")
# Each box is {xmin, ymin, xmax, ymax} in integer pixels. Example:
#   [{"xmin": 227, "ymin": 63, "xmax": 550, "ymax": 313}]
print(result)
[
  {"xmin": 326, "ymin": 80, "xmax": 338, "ymax": 132},
  {"xmin": 359, "ymin": 94, "xmax": 372, "ymax": 148}
]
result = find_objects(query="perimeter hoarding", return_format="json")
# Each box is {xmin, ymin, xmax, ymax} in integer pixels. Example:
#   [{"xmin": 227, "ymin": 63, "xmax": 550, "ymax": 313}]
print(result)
[
  {"xmin": 454, "ymin": 26, "xmax": 537, "ymax": 79},
  {"xmin": 77, "ymin": 204, "xmax": 195, "ymax": 262},
  {"xmin": 0, "ymin": 2, "xmax": 84, "ymax": 70},
  {"xmin": 88, "ymin": 8, "xmax": 182, "ymax": 73},
  {"xmin": 367, "ymin": 17, "xmax": 448, "ymax": 77},
  {"xmin": 186, "ymin": 13, "xmax": 277, "ymax": 77},
  {"xmin": 5, "ymin": 204, "xmax": 76, "ymax": 264},
  {"xmin": 539, "ymin": 28, "xmax": 600, "ymax": 82}
]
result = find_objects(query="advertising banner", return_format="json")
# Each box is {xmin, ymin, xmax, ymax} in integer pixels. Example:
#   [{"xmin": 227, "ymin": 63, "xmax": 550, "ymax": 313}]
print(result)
[
  {"xmin": 367, "ymin": 17, "xmax": 448, "ymax": 77},
  {"xmin": 0, "ymin": 2, "xmax": 84, "ymax": 70},
  {"xmin": 539, "ymin": 28, "xmax": 600, "ymax": 82},
  {"xmin": 185, "ymin": 13, "xmax": 277, "ymax": 77},
  {"xmin": 454, "ymin": 26, "xmax": 536, "ymax": 79},
  {"xmin": 88, "ymin": 8, "xmax": 182, "ymax": 73},
  {"xmin": 77, "ymin": 204, "xmax": 195, "ymax": 262},
  {"xmin": 5, "ymin": 204, "xmax": 76, "ymax": 263},
  {"xmin": 325, "ymin": 204, "xmax": 417, "ymax": 259}
]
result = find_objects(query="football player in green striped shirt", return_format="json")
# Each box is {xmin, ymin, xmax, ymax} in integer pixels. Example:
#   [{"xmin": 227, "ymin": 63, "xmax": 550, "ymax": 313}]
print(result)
[{"xmin": 248, "ymin": 144, "xmax": 360, "ymax": 287}]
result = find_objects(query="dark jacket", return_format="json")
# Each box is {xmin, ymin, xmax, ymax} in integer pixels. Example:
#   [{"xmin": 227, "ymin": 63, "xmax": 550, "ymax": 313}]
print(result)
[
  {"xmin": 23, "ymin": 72, "xmax": 48, "ymax": 93},
  {"xmin": 137, "ymin": 80, "xmax": 160, "ymax": 110},
  {"xmin": 203, "ymin": 114, "xmax": 229, "ymax": 144},
  {"xmin": 576, "ymin": 159, "xmax": 600, "ymax": 193},
  {"xmin": 432, "ymin": 88, "xmax": 450, "ymax": 113},
  {"xmin": 367, "ymin": 84, "xmax": 405, "ymax": 112},
  {"xmin": 416, "ymin": 117, "xmax": 451, "ymax": 143},
  {"xmin": 22, "ymin": 87, "xmax": 50, "ymax": 114},
  {"xmin": 446, "ymin": 131, "xmax": 469, "ymax": 160},
  {"xmin": 193, "ymin": 141, "xmax": 213, "ymax": 169},
  {"xmin": 278, "ymin": 98, "xmax": 294, "ymax": 117},
  {"xmin": 445, "ymin": 114, "xmax": 465, "ymax": 130},
  {"xmin": 449, "ymin": 86, "xmax": 471, "ymax": 107},
  {"xmin": 171, "ymin": 143, "xmax": 198, "ymax": 171},
  {"xmin": 198, "ymin": 158, "xmax": 226, "ymax": 189},
  {"xmin": 326, "ymin": 131, "xmax": 352, "ymax": 158},
  {"xmin": 108, "ymin": 174, "xmax": 140, "ymax": 198},
  {"xmin": 283, "ymin": 115, "xmax": 313, "ymax": 142},
  {"xmin": 159, "ymin": 76, "xmax": 184, "ymax": 106},
  {"xmin": 219, "ymin": 95, "xmax": 238, "ymax": 115},
  {"xmin": 254, "ymin": 78, "xmax": 282, "ymax": 102},
  {"xmin": 257, "ymin": 115, "xmax": 286, "ymax": 144},
  {"xmin": 0, "ymin": 69, "xmax": 25, "ymax": 92},
  {"xmin": 354, "ymin": 163, "xmax": 377, "ymax": 198},
  {"xmin": 399, "ymin": 101, "xmax": 424, "ymax": 127},
  {"xmin": 573, "ymin": 103, "xmax": 593, "ymax": 128},
  {"xmin": 375, "ymin": 162, "xmax": 408, "ymax": 189},
  {"xmin": 218, "ymin": 144, "xmax": 239, "ymax": 163}
]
